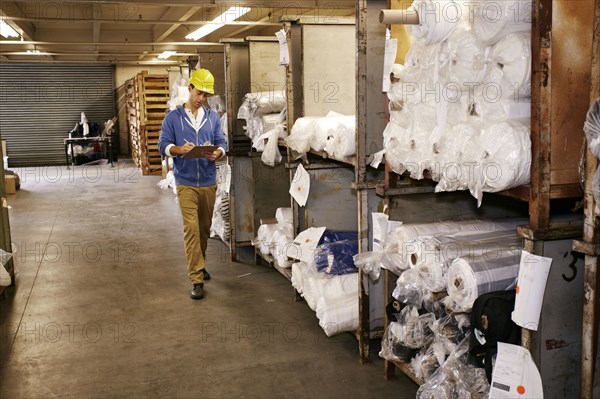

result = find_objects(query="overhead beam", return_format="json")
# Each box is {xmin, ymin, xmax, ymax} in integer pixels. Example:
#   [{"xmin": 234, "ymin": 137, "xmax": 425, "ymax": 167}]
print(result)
[{"xmin": 3, "ymin": 1, "xmax": 356, "ymax": 8}]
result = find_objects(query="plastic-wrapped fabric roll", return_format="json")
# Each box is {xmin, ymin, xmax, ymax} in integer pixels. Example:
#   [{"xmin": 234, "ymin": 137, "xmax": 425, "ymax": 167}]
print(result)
[
  {"xmin": 309, "ymin": 113, "xmax": 353, "ymax": 153},
  {"xmin": 433, "ymin": 122, "xmax": 482, "ymax": 191},
  {"xmin": 324, "ymin": 118, "xmax": 356, "ymax": 159},
  {"xmin": 476, "ymin": 120, "xmax": 531, "ymax": 195},
  {"xmin": 301, "ymin": 266, "xmax": 329, "ymax": 311},
  {"xmin": 414, "ymin": 231, "xmax": 521, "ymax": 293},
  {"xmin": 291, "ymin": 262, "xmax": 306, "ymax": 294},
  {"xmin": 388, "ymin": 219, "xmax": 519, "ymax": 270},
  {"xmin": 272, "ymin": 228, "xmax": 294, "ymax": 268},
  {"xmin": 472, "ymin": 94, "xmax": 531, "ymax": 124},
  {"xmin": 254, "ymin": 223, "xmax": 279, "ymax": 255},
  {"xmin": 244, "ymin": 90, "xmax": 287, "ymax": 115},
  {"xmin": 380, "ymin": 321, "xmax": 420, "ymax": 363},
  {"xmin": 407, "ymin": 0, "xmax": 462, "ymax": 45},
  {"xmin": 486, "ymin": 32, "xmax": 531, "ymax": 99},
  {"xmin": 471, "ymin": 0, "xmax": 532, "ymax": 46},
  {"xmin": 314, "ymin": 240, "xmax": 358, "ymax": 276},
  {"xmin": 395, "ymin": 306, "xmax": 436, "ymax": 349},
  {"xmin": 392, "ymin": 268, "xmax": 426, "ymax": 307},
  {"xmin": 275, "ymin": 207, "xmax": 293, "ymax": 225},
  {"xmin": 438, "ymin": 27, "xmax": 490, "ymax": 90},
  {"xmin": 261, "ymin": 113, "xmax": 283, "ymax": 133},
  {"xmin": 285, "ymin": 116, "xmax": 318, "ymax": 156},
  {"xmin": 316, "ymin": 294, "xmax": 358, "ymax": 337},
  {"xmin": 446, "ymin": 251, "xmax": 521, "ymax": 312}
]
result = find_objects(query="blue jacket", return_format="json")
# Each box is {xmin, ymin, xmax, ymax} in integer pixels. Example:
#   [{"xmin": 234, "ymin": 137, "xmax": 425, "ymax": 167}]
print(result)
[{"xmin": 158, "ymin": 105, "xmax": 228, "ymax": 187}]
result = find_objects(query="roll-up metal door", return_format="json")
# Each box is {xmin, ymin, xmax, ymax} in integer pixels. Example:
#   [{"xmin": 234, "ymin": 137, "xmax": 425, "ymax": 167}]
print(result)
[{"xmin": 0, "ymin": 64, "xmax": 116, "ymax": 166}]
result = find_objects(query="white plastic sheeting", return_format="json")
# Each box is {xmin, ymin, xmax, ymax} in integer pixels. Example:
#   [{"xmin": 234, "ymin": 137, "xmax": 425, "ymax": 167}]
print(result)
[
  {"xmin": 210, "ymin": 162, "xmax": 232, "ymax": 244},
  {"xmin": 294, "ymin": 261, "xmax": 359, "ymax": 336},
  {"xmin": 584, "ymin": 97, "xmax": 600, "ymax": 211},
  {"xmin": 284, "ymin": 112, "xmax": 355, "ymax": 160},
  {"xmin": 382, "ymin": 16, "xmax": 532, "ymax": 205},
  {"xmin": 252, "ymin": 207, "xmax": 294, "ymax": 267},
  {"xmin": 471, "ymin": 0, "xmax": 532, "ymax": 46},
  {"xmin": 407, "ymin": 0, "xmax": 463, "ymax": 46}
]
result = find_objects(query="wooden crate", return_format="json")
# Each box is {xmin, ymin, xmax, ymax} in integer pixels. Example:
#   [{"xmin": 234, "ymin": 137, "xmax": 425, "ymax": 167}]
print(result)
[{"xmin": 126, "ymin": 71, "xmax": 169, "ymax": 175}]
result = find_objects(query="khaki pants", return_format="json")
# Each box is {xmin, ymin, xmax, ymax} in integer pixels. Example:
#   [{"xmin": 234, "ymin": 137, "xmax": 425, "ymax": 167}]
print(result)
[{"xmin": 177, "ymin": 184, "xmax": 217, "ymax": 284}]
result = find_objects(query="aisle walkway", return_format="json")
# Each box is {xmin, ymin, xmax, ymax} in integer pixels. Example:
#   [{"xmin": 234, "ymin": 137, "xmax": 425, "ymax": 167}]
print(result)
[{"xmin": 0, "ymin": 160, "xmax": 418, "ymax": 398}]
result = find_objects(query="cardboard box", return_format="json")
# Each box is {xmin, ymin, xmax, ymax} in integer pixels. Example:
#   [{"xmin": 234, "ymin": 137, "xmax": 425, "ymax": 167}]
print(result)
[{"xmin": 4, "ymin": 175, "xmax": 15, "ymax": 194}]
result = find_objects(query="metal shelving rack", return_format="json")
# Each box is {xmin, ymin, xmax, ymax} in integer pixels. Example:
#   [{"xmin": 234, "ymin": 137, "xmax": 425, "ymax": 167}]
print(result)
[{"xmin": 378, "ymin": 0, "xmax": 596, "ymax": 393}]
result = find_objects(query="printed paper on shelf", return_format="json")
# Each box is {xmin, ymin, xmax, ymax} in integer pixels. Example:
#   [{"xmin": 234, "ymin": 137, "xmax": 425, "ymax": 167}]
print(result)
[
  {"xmin": 290, "ymin": 164, "xmax": 310, "ymax": 207},
  {"xmin": 511, "ymin": 250, "xmax": 552, "ymax": 331},
  {"xmin": 275, "ymin": 29, "xmax": 289, "ymax": 66},
  {"xmin": 490, "ymin": 342, "xmax": 543, "ymax": 398},
  {"xmin": 382, "ymin": 37, "xmax": 398, "ymax": 92},
  {"xmin": 289, "ymin": 227, "xmax": 326, "ymax": 264}
]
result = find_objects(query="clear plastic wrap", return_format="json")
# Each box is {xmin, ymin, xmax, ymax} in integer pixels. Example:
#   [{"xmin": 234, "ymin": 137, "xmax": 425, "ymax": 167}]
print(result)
[
  {"xmin": 471, "ymin": 0, "xmax": 532, "ymax": 46},
  {"xmin": 260, "ymin": 126, "xmax": 284, "ymax": 166},
  {"xmin": 485, "ymin": 32, "xmax": 531, "ymax": 99},
  {"xmin": 411, "ymin": 344, "xmax": 441, "ymax": 382},
  {"xmin": 417, "ymin": 335, "xmax": 490, "ymax": 398},
  {"xmin": 314, "ymin": 240, "xmax": 358, "ymax": 276},
  {"xmin": 392, "ymin": 268, "xmax": 427, "ymax": 307},
  {"xmin": 316, "ymin": 294, "xmax": 358, "ymax": 337},
  {"xmin": 380, "ymin": 321, "xmax": 420, "ymax": 363},
  {"xmin": 407, "ymin": 0, "xmax": 462, "ymax": 46},
  {"xmin": 438, "ymin": 27, "xmax": 490, "ymax": 91},
  {"xmin": 353, "ymin": 251, "xmax": 384, "ymax": 280},
  {"xmin": 285, "ymin": 117, "xmax": 318, "ymax": 158},
  {"xmin": 470, "ymin": 120, "xmax": 531, "ymax": 206},
  {"xmin": 395, "ymin": 306, "xmax": 436, "ymax": 349}
]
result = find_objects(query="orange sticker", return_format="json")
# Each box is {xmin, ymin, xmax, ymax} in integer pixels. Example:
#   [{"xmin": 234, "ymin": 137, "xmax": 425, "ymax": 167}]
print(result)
[
  {"xmin": 517, "ymin": 385, "xmax": 526, "ymax": 395},
  {"xmin": 297, "ymin": 187, "xmax": 301, "ymax": 191},
  {"xmin": 516, "ymin": 286, "xmax": 520, "ymax": 294},
  {"xmin": 305, "ymin": 239, "xmax": 310, "ymax": 243}
]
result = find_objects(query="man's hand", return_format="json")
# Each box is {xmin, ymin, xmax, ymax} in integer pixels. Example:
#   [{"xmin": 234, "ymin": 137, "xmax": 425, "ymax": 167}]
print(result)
[
  {"xmin": 173, "ymin": 142, "xmax": 195, "ymax": 155},
  {"xmin": 203, "ymin": 148, "xmax": 223, "ymax": 161}
]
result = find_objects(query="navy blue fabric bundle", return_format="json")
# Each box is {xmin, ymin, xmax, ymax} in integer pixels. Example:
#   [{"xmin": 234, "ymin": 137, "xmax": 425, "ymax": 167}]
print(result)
[{"xmin": 315, "ymin": 231, "xmax": 359, "ymax": 275}]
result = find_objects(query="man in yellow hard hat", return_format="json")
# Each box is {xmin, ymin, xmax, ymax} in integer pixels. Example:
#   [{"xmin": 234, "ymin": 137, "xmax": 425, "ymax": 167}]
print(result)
[{"xmin": 158, "ymin": 68, "xmax": 228, "ymax": 300}]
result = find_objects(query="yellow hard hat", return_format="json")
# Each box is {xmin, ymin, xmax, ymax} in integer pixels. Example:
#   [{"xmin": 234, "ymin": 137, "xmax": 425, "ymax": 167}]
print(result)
[{"xmin": 189, "ymin": 68, "xmax": 215, "ymax": 94}]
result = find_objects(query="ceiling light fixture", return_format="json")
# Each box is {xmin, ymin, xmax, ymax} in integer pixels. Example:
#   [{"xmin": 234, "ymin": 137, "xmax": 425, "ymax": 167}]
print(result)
[
  {"xmin": 185, "ymin": 6, "xmax": 251, "ymax": 41},
  {"xmin": 158, "ymin": 51, "xmax": 178, "ymax": 59},
  {"xmin": 0, "ymin": 20, "xmax": 19, "ymax": 38}
]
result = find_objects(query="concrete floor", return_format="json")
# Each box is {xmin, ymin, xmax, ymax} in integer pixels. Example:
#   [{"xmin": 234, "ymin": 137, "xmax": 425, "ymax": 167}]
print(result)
[{"xmin": 0, "ymin": 160, "xmax": 418, "ymax": 399}]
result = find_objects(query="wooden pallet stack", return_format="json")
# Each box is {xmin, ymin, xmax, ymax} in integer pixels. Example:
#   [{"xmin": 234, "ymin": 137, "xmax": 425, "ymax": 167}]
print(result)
[{"xmin": 126, "ymin": 71, "xmax": 169, "ymax": 175}]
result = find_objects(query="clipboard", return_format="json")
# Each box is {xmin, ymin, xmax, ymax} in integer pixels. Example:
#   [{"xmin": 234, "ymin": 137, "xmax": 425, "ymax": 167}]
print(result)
[{"xmin": 182, "ymin": 145, "xmax": 219, "ymax": 159}]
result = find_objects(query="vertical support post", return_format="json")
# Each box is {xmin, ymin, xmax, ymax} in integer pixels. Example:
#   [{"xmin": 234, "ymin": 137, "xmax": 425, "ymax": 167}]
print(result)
[
  {"xmin": 356, "ymin": 0, "xmax": 370, "ymax": 363},
  {"xmin": 580, "ymin": 1, "xmax": 600, "ymax": 397},
  {"xmin": 529, "ymin": 0, "xmax": 552, "ymax": 230},
  {"xmin": 224, "ymin": 44, "xmax": 237, "ymax": 261}
]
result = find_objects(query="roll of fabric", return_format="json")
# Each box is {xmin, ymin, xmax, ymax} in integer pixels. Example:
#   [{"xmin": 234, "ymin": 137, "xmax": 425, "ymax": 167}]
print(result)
[
  {"xmin": 285, "ymin": 117, "xmax": 318, "ymax": 156},
  {"xmin": 388, "ymin": 219, "xmax": 521, "ymax": 270},
  {"xmin": 392, "ymin": 268, "xmax": 426, "ymax": 307},
  {"xmin": 471, "ymin": 0, "xmax": 532, "ymax": 46},
  {"xmin": 407, "ymin": 0, "xmax": 462, "ymax": 45},
  {"xmin": 472, "ymin": 95, "xmax": 531, "ymax": 124},
  {"xmin": 314, "ymin": 240, "xmax": 358, "ymax": 276},
  {"xmin": 486, "ymin": 32, "xmax": 531, "ymax": 99},
  {"xmin": 324, "ymin": 118, "xmax": 356, "ymax": 159},
  {"xmin": 244, "ymin": 90, "xmax": 287, "ymax": 115},
  {"xmin": 415, "ymin": 231, "xmax": 521, "ymax": 292},
  {"xmin": 584, "ymin": 98, "xmax": 600, "ymax": 209},
  {"xmin": 254, "ymin": 223, "xmax": 279, "ymax": 255},
  {"xmin": 446, "ymin": 251, "xmax": 521, "ymax": 312},
  {"xmin": 291, "ymin": 262, "xmax": 307, "ymax": 294},
  {"xmin": 261, "ymin": 113, "xmax": 283, "ymax": 133},
  {"xmin": 316, "ymin": 294, "xmax": 358, "ymax": 337},
  {"xmin": 477, "ymin": 120, "xmax": 531, "ymax": 193},
  {"xmin": 438, "ymin": 27, "xmax": 490, "ymax": 90},
  {"xmin": 272, "ymin": 227, "xmax": 294, "ymax": 268},
  {"xmin": 275, "ymin": 207, "xmax": 293, "ymax": 225}
]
